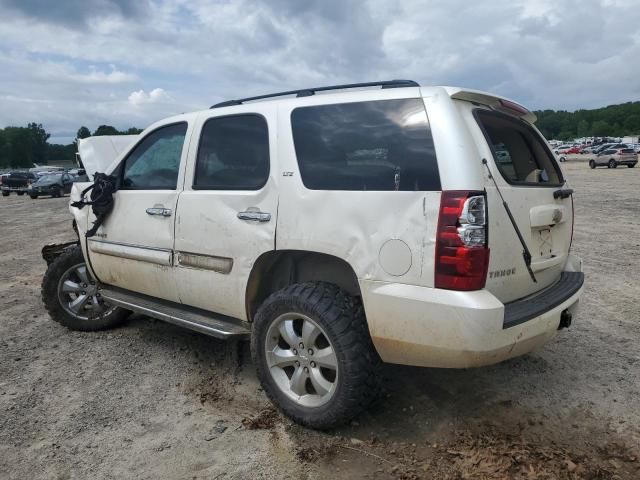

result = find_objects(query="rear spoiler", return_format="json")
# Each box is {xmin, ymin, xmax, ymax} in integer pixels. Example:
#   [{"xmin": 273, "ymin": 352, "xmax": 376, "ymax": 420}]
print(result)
[{"xmin": 443, "ymin": 87, "xmax": 537, "ymax": 124}]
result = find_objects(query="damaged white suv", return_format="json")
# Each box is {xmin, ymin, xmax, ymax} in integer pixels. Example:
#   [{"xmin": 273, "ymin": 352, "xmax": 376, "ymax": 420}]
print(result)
[{"xmin": 42, "ymin": 80, "xmax": 584, "ymax": 429}]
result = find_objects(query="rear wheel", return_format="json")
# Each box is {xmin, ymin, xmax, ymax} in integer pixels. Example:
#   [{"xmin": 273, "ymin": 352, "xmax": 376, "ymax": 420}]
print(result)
[
  {"xmin": 42, "ymin": 245, "xmax": 128, "ymax": 331},
  {"xmin": 30, "ymin": 194, "xmax": 38, "ymax": 199},
  {"xmin": 589, "ymin": 160, "xmax": 596, "ymax": 169},
  {"xmin": 628, "ymin": 164, "xmax": 635, "ymax": 168},
  {"xmin": 17, "ymin": 191, "xmax": 25, "ymax": 196},
  {"xmin": 2, "ymin": 191, "xmax": 9, "ymax": 197},
  {"xmin": 608, "ymin": 159, "xmax": 617, "ymax": 168},
  {"xmin": 252, "ymin": 282, "xmax": 381, "ymax": 429},
  {"xmin": 52, "ymin": 186, "xmax": 61, "ymax": 197}
]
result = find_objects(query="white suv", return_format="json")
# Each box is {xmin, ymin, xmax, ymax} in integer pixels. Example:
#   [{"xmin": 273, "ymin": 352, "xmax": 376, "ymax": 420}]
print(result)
[{"xmin": 42, "ymin": 80, "xmax": 584, "ymax": 428}]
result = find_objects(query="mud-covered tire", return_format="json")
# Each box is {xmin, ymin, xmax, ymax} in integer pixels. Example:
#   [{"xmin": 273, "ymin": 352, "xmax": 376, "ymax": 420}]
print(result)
[
  {"xmin": 42, "ymin": 245, "xmax": 128, "ymax": 331},
  {"xmin": 251, "ymin": 282, "xmax": 381, "ymax": 429}
]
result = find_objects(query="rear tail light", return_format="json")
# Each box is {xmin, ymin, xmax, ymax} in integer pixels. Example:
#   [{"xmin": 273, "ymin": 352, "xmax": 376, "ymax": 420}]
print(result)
[{"xmin": 435, "ymin": 191, "xmax": 490, "ymax": 291}]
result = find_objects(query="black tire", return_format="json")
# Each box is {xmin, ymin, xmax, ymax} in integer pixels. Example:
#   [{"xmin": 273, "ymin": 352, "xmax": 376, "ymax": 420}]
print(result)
[
  {"xmin": 628, "ymin": 164, "xmax": 635, "ymax": 168},
  {"xmin": 30, "ymin": 194, "xmax": 38, "ymax": 199},
  {"xmin": 17, "ymin": 191, "xmax": 25, "ymax": 196},
  {"xmin": 251, "ymin": 282, "xmax": 381, "ymax": 429},
  {"xmin": 42, "ymin": 245, "xmax": 128, "ymax": 331},
  {"xmin": 589, "ymin": 160, "xmax": 596, "ymax": 169},
  {"xmin": 52, "ymin": 186, "xmax": 61, "ymax": 198},
  {"xmin": 559, "ymin": 156, "xmax": 566, "ymax": 163},
  {"xmin": 2, "ymin": 191, "xmax": 9, "ymax": 197},
  {"xmin": 608, "ymin": 159, "xmax": 617, "ymax": 168}
]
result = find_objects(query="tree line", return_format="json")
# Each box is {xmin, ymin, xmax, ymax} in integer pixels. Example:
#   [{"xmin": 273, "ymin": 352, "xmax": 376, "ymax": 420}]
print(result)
[
  {"xmin": 534, "ymin": 101, "xmax": 640, "ymax": 140},
  {"xmin": 0, "ymin": 124, "xmax": 142, "ymax": 169}
]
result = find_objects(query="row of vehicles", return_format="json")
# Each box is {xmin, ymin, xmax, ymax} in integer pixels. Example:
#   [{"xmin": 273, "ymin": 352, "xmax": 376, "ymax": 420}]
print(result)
[
  {"xmin": 552, "ymin": 142, "xmax": 638, "ymax": 169},
  {"xmin": 0, "ymin": 169, "xmax": 88, "ymax": 198}
]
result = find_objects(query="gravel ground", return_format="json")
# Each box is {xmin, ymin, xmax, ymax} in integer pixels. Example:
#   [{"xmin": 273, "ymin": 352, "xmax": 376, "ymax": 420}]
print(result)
[{"xmin": 1, "ymin": 159, "xmax": 639, "ymax": 479}]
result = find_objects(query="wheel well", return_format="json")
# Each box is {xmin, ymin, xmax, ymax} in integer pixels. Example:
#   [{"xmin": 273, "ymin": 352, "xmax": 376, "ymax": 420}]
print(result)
[{"xmin": 245, "ymin": 250, "xmax": 361, "ymax": 322}]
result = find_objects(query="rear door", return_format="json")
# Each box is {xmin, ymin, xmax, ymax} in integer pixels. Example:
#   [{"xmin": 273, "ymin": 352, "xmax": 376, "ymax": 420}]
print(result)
[
  {"xmin": 472, "ymin": 108, "xmax": 573, "ymax": 303},
  {"xmin": 173, "ymin": 107, "xmax": 278, "ymax": 320},
  {"xmin": 87, "ymin": 121, "xmax": 191, "ymax": 302}
]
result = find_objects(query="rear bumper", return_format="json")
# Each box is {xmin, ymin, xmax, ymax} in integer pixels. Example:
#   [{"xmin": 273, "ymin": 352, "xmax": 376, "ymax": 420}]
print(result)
[
  {"xmin": 361, "ymin": 256, "xmax": 584, "ymax": 368},
  {"xmin": 1, "ymin": 186, "xmax": 28, "ymax": 192}
]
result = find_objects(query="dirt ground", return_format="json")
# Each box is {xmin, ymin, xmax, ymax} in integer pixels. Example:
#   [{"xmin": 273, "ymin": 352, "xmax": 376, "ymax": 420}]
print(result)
[{"xmin": 1, "ymin": 159, "xmax": 639, "ymax": 479}]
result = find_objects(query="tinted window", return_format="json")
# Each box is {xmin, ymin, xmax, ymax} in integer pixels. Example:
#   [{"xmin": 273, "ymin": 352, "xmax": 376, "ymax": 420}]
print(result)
[
  {"xmin": 194, "ymin": 115, "xmax": 269, "ymax": 190},
  {"xmin": 291, "ymin": 98, "xmax": 440, "ymax": 191},
  {"xmin": 122, "ymin": 123, "xmax": 187, "ymax": 190},
  {"xmin": 476, "ymin": 110, "xmax": 563, "ymax": 185}
]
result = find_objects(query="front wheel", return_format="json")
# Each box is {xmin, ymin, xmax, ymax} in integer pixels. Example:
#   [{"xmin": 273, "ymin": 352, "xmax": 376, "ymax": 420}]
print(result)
[
  {"xmin": 609, "ymin": 159, "xmax": 617, "ymax": 168},
  {"xmin": 42, "ymin": 245, "xmax": 128, "ymax": 331},
  {"xmin": 251, "ymin": 282, "xmax": 381, "ymax": 429},
  {"xmin": 628, "ymin": 164, "xmax": 635, "ymax": 168},
  {"xmin": 589, "ymin": 160, "xmax": 596, "ymax": 169},
  {"xmin": 17, "ymin": 191, "xmax": 25, "ymax": 196},
  {"xmin": 30, "ymin": 194, "xmax": 38, "ymax": 199},
  {"xmin": 2, "ymin": 191, "xmax": 9, "ymax": 197}
]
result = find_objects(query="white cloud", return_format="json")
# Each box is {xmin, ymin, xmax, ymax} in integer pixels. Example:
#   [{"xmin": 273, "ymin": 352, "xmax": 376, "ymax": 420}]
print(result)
[
  {"xmin": 0, "ymin": 0, "xmax": 638, "ymax": 139},
  {"xmin": 128, "ymin": 88, "xmax": 169, "ymax": 106}
]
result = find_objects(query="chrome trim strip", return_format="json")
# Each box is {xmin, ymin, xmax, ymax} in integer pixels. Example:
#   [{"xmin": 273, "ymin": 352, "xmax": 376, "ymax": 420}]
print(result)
[
  {"xmin": 88, "ymin": 239, "xmax": 172, "ymax": 266},
  {"xmin": 175, "ymin": 251, "xmax": 233, "ymax": 274}
]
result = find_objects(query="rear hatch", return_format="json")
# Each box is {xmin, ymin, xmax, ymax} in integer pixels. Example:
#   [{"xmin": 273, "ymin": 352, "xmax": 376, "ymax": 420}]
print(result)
[
  {"xmin": 619, "ymin": 148, "xmax": 637, "ymax": 161},
  {"xmin": 473, "ymin": 108, "xmax": 574, "ymax": 303}
]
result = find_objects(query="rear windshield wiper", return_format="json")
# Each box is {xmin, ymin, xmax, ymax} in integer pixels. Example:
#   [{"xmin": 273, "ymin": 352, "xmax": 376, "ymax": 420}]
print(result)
[{"xmin": 482, "ymin": 159, "xmax": 537, "ymax": 284}]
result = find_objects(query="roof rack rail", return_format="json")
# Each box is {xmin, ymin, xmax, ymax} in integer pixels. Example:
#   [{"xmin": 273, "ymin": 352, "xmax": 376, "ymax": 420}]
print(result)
[{"xmin": 210, "ymin": 79, "xmax": 419, "ymax": 109}]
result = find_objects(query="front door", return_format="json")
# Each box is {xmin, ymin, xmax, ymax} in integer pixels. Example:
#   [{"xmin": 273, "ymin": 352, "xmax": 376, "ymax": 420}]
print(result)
[
  {"xmin": 87, "ymin": 121, "xmax": 192, "ymax": 302},
  {"xmin": 173, "ymin": 108, "xmax": 278, "ymax": 320}
]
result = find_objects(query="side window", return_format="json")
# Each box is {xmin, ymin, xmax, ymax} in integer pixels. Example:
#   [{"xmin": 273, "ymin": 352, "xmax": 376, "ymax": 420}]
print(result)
[
  {"xmin": 194, "ymin": 115, "xmax": 269, "ymax": 190},
  {"xmin": 476, "ymin": 110, "xmax": 563, "ymax": 185},
  {"xmin": 122, "ymin": 123, "xmax": 188, "ymax": 190},
  {"xmin": 290, "ymin": 98, "xmax": 440, "ymax": 191}
]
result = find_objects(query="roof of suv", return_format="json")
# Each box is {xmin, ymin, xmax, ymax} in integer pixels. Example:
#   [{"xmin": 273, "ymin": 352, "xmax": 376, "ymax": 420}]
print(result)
[{"xmin": 204, "ymin": 80, "xmax": 536, "ymax": 124}]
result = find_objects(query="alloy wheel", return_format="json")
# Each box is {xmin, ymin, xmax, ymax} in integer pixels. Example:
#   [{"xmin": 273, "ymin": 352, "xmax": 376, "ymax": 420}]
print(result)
[{"xmin": 264, "ymin": 313, "xmax": 339, "ymax": 408}]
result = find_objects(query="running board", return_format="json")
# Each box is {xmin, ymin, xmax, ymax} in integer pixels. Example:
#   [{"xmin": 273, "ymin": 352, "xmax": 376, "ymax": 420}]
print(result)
[{"xmin": 100, "ymin": 287, "xmax": 250, "ymax": 339}]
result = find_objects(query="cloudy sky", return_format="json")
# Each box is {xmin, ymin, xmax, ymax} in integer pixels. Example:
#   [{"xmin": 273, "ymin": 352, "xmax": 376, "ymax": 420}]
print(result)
[{"xmin": 1, "ymin": 0, "xmax": 639, "ymax": 144}]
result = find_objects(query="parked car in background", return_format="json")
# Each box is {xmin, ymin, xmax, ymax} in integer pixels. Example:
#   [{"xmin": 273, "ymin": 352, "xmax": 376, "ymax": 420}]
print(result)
[
  {"xmin": 71, "ymin": 169, "xmax": 89, "ymax": 182},
  {"xmin": 589, "ymin": 148, "xmax": 638, "ymax": 169},
  {"xmin": 566, "ymin": 146, "xmax": 582, "ymax": 154},
  {"xmin": 1, "ymin": 171, "xmax": 37, "ymax": 196},
  {"xmin": 555, "ymin": 145, "xmax": 573, "ymax": 155},
  {"xmin": 580, "ymin": 146, "xmax": 594, "ymax": 154},
  {"xmin": 28, "ymin": 172, "xmax": 74, "ymax": 198}
]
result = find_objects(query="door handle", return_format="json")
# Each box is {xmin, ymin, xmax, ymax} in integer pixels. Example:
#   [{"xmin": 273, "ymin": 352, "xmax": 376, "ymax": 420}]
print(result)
[
  {"xmin": 146, "ymin": 207, "xmax": 172, "ymax": 217},
  {"xmin": 237, "ymin": 210, "xmax": 271, "ymax": 222}
]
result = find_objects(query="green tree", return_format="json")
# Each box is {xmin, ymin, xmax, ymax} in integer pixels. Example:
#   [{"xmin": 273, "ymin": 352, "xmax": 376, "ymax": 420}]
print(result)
[
  {"xmin": 623, "ymin": 115, "xmax": 640, "ymax": 134},
  {"xmin": 77, "ymin": 126, "xmax": 91, "ymax": 139},
  {"xmin": 93, "ymin": 125, "xmax": 120, "ymax": 136},
  {"xmin": 576, "ymin": 120, "xmax": 590, "ymax": 138},
  {"xmin": 124, "ymin": 127, "xmax": 143, "ymax": 135},
  {"xmin": 591, "ymin": 120, "xmax": 612, "ymax": 137},
  {"xmin": 27, "ymin": 122, "xmax": 49, "ymax": 165}
]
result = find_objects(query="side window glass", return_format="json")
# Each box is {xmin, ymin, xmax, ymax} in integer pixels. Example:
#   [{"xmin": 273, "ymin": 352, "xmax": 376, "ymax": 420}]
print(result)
[
  {"xmin": 290, "ymin": 98, "xmax": 440, "ymax": 191},
  {"xmin": 194, "ymin": 115, "xmax": 269, "ymax": 190},
  {"xmin": 122, "ymin": 123, "xmax": 188, "ymax": 190}
]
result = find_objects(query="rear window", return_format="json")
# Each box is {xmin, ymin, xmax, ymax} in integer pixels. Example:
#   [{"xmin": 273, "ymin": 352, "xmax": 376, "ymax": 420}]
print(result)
[
  {"xmin": 476, "ymin": 110, "xmax": 563, "ymax": 186},
  {"xmin": 291, "ymin": 98, "xmax": 440, "ymax": 191},
  {"xmin": 621, "ymin": 149, "xmax": 635, "ymax": 154}
]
